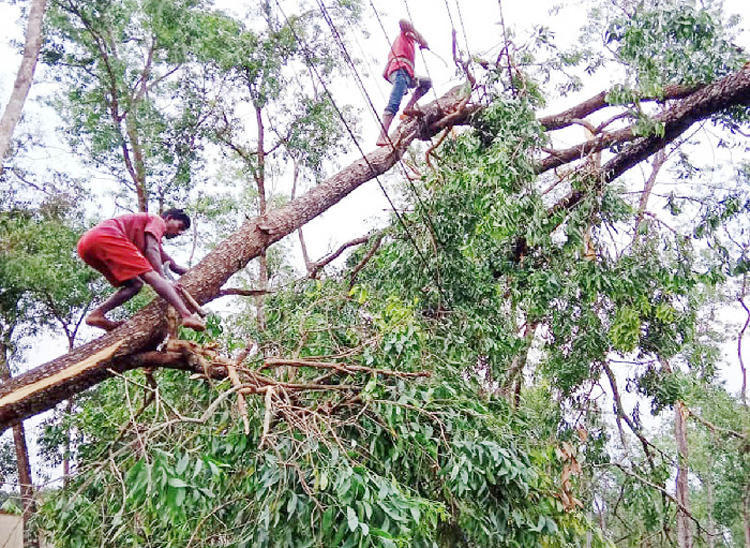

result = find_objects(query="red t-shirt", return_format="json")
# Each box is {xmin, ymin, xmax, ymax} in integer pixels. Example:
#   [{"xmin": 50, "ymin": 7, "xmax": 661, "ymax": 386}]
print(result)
[
  {"xmin": 98, "ymin": 212, "xmax": 166, "ymax": 254},
  {"xmin": 386, "ymin": 31, "xmax": 416, "ymax": 80},
  {"xmin": 77, "ymin": 213, "xmax": 167, "ymax": 286}
]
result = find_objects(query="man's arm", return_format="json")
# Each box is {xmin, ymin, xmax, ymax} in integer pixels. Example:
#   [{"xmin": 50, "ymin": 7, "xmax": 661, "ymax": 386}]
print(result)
[
  {"xmin": 143, "ymin": 234, "xmax": 166, "ymax": 276},
  {"xmin": 160, "ymin": 248, "xmax": 188, "ymax": 275},
  {"xmin": 398, "ymin": 19, "xmax": 428, "ymax": 49}
]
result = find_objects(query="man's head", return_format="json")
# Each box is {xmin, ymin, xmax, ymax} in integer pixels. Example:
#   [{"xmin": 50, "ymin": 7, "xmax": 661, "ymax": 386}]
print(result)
[{"xmin": 162, "ymin": 208, "xmax": 191, "ymax": 239}]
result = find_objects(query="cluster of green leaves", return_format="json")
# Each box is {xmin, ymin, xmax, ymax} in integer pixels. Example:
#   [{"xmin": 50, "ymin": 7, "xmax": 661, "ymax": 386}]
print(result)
[
  {"xmin": 204, "ymin": 0, "xmax": 360, "ymax": 184},
  {"xmin": 43, "ymin": 0, "xmax": 236, "ymax": 209},
  {"xmin": 36, "ymin": 271, "xmax": 608, "ymax": 547},
  {"xmin": 346, "ymin": 76, "xmax": 745, "ymax": 545},
  {"xmin": 604, "ymin": 0, "xmax": 746, "ymax": 92},
  {"xmin": 0, "ymin": 203, "xmax": 101, "ymax": 351},
  {"xmin": 23, "ymin": 1, "xmax": 750, "ymax": 547}
]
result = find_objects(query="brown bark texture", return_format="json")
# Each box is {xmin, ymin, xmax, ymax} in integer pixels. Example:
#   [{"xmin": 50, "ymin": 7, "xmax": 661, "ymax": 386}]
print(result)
[
  {"xmin": 1, "ymin": 63, "xmax": 750, "ymax": 431},
  {"xmin": 0, "ymin": 343, "xmax": 36, "ymax": 539},
  {"xmin": 0, "ymin": 0, "xmax": 47, "ymax": 166},
  {"xmin": 537, "ymin": 83, "xmax": 696, "ymax": 132},
  {"xmin": 255, "ymin": 104, "xmax": 268, "ymax": 330}
]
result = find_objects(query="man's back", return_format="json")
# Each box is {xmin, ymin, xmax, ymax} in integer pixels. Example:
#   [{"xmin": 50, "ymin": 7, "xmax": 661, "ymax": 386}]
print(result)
[{"xmin": 96, "ymin": 212, "xmax": 166, "ymax": 254}]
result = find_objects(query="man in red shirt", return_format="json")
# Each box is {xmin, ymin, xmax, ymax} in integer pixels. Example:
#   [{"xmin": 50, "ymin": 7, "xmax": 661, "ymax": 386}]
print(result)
[
  {"xmin": 77, "ymin": 208, "xmax": 205, "ymax": 332},
  {"xmin": 376, "ymin": 19, "xmax": 431, "ymax": 146}
]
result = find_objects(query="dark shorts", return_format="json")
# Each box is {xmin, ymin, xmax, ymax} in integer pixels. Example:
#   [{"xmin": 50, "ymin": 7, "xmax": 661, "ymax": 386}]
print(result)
[{"xmin": 77, "ymin": 227, "xmax": 153, "ymax": 287}]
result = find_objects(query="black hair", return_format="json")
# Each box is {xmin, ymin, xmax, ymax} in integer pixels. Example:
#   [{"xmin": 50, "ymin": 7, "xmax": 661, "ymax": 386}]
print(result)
[{"xmin": 162, "ymin": 208, "xmax": 191, "ymax": 229}]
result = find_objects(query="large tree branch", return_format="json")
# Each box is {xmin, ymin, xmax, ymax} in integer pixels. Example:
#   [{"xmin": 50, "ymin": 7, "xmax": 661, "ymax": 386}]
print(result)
[
  {"xmin": 0, "ymin": 85, "xmax": 471, "ymax": 430},
  {"xmin": 537, "ymin": 72, "xmax": 748, "ymax": 176},
  {"xmin": 307, "ymin": 234, "xmax": 371, "ymax": 279},
  {"xmin": 550, "ymin": 64, "xmax": 750, "ymax": 213},
  {"xmin": 537, "ymin": 83, "xmax": 697, "ymax": 132}
]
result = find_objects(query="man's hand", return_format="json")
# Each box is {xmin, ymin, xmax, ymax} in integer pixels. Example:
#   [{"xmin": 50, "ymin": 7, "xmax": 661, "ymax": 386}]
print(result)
[
  {"xmin": 399, "ymin": 19, "xmax": 428, "ymax": 49},
  {"xmin": 161, "ymin": 249, "xmax": 188, "ymax": 276},
  {"xmin": 170, "ymin": 262, "xmax": 188, "ymax": 276}
]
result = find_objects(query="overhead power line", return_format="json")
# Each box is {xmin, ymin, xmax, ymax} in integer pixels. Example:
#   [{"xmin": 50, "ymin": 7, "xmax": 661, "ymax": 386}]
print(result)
[
  {"xmin": 315, "ymin": 0, "xmax": 445, "ymax": 251},
  {"xmin": 453, "ymin": 0, "xmax": 471, "ymax": 55},
  {"xmin": 271, "ymin": 0, "xmax": 448, "ymax": 301}
]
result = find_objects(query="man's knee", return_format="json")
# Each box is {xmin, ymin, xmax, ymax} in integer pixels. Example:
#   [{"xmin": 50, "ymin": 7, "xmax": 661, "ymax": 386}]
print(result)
[{"xmin": 418, "ymin": 77, "xmax": 432, "ymax": 92}]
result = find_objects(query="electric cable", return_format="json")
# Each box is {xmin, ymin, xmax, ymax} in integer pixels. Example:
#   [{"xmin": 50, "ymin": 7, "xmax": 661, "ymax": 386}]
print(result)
[
  {"xmin": 314, "ymin": 0, "xmax": 445, "ymax": 250},
  {"xmin": 453, "ymin": 0, "xmax": 471, "ymax": 55},
  {"xmin": 497, "ymin": 0, "xmax": 516, "ymax": 96},
  {"xmin": 272, "ymin": 0, "xmax": 448, "ymax": 302}
]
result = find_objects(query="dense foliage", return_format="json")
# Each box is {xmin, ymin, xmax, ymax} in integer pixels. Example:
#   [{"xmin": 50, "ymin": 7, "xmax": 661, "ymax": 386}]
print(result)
[{"xmin": 0, "ymin": 0, "xmax": 748, "ymax": 546}]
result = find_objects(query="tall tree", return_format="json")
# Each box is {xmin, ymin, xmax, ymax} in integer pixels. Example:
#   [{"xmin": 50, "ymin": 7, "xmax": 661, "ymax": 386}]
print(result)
[
  {"xmin": 208, "ymin": 0, "xmax": 357, "ymax": 327},
  {"xmin": 0, "ymin": 0, "xmax": 47, "ymax": 167},
  {"xmin": 0, "ymin": 200, "xmax": 101, "ymax": 544},
  {"xmin": 43, "ymin": 0, "xmax": 229, "ymax": 211}
]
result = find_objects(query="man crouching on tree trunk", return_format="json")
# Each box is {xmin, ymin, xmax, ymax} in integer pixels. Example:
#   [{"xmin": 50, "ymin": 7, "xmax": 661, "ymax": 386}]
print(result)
[
  {"xmin": 77, "ymin": 208, "xmax": 205, "ymax": 332},
  {"xmin": 376, "ymin": 19, "xmax": 431, "ymax": 147}
]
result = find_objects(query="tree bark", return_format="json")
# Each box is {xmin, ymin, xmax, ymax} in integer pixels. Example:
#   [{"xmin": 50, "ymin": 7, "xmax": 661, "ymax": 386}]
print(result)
[
  {"xmin": 291, "ymin": 160, "xmax": 313, "ymax": 272},
  {"xmin": 674, "ymin": 400, "xmax": 694, "ymax": 548},
  {"xmin": 255, "ymin": 104, "xmax": 268, "ymax": 330},
  {"xmin": 1, "ymin": 63, "xmax": 749, "ymax": 430},
  {"xmin": 0, "ymin": 0, "xmax": 47, "ymax": 167},
  {"xmin": 537, "ymin": 83, "xmax": 696, "ymax": 132},
  {"xmin": 704, "ymin": 432, "xmax": 716, "ymax": 548},
  {"xmin": 658, "ymin": 356, "xmax": 694, "ymax": 548},
  {"xmin": 0, "ymin": 340, "xmax": 36, "ymax": 545}
]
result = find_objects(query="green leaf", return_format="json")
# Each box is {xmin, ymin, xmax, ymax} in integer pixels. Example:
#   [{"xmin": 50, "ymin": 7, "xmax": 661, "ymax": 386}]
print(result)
[
  {"xmin": 346, "ymin": 506, "xmax": 359, "ymax": 532},
  {"xmin": 176, "ymin": 453, "xmax": 190, "ymax": 475},
  {"xmin": 287, "ymin": 492, "xmax": 298, "ymax": 515}
]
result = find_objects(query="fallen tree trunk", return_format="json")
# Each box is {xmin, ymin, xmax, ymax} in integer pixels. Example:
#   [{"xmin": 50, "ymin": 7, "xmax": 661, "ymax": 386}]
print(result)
[
  {"xmin": 0, "ymin": 85, "xmax": 472, "ymax": 430},
  {"xmin": 1, "ymin": 63, "xmax": 749, "ymax": 430}
]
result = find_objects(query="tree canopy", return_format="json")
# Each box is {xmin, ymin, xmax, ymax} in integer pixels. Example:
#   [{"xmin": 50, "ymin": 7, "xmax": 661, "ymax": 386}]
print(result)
[{"xmin": 0, "ymin": 0, "xmax": 749, "ymax": 546}]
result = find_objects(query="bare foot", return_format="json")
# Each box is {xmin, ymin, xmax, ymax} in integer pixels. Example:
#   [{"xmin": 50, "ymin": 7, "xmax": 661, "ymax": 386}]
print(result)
[
  {"xmin": 85, "ymin": 313, "xmax": 124, "ymax": 331},
  {"xmin": 181, "ymin": 314, "xmax": 206, "ymax": 332}
]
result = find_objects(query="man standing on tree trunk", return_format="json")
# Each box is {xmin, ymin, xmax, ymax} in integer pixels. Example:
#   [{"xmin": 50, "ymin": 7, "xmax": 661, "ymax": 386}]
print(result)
[
  {"xmin": 376, "ymin": 19, "xmax": 431, "ymax": 146},
  {"xmin": 77, "ymin": 208, "xmax": 205, "ymax": 332}
]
